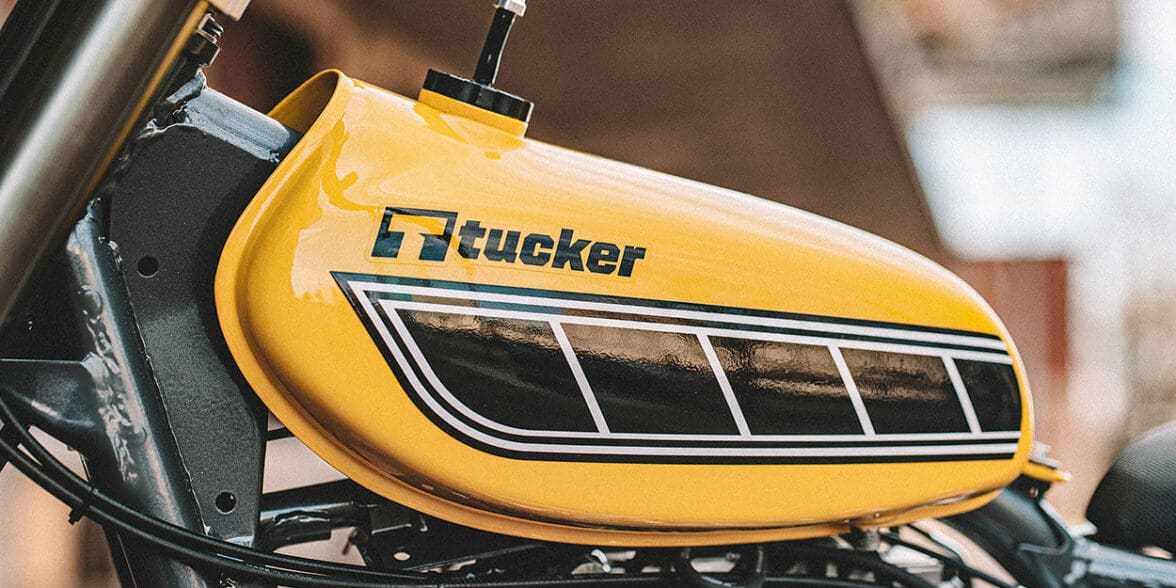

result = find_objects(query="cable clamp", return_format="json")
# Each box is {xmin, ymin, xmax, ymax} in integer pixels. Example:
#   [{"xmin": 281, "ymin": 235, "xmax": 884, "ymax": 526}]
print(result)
[{"xmin": 68, "ymin": 484, "xmax": 99, "ymax": 525}]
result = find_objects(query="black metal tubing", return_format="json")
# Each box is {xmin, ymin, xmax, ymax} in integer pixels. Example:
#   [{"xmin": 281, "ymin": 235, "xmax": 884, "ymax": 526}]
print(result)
[
  {"xmin": 0, "ymin": 397, "xmax": 433, "ymax": 587},
  {"xmin": 946, "ymin": 482, "xmax": 1176, "ymax": 587},
  {"xmin": 945, "ymin": 485, "xmax": 1074, "ymax": 588},
  {"xmin": 260, "ymin": 479, "xmax": 391, "ymax": 529},
  {"xmin": 0, "ymin": 396, "xmax": 953, "ymax": 588},
  {"xmin": 108, "ymin": 74, "xmax": 299, "ymax": 547},
  {"xmin": 0, "ymin": 35, "xmax": 304, "ymax": 581},
  {"xmin": 0, "ymin": 69, "xmax": 304, "ymax": 584},
  {"xmin": 0, "ymin": 1, "xmax": 221, "ymax": 582},
  {"xmin": 0, "ymin": 64, "xmax": 292, "ymax": 584},
  {"xmin": 879, "ymin": 532, "xmax": 1016, "ymax": 588},
  {"xmin": 63, "ymin": 199, "xmax": 217, "ymax": 587},
  {"xmin": 0, "ymin": 358, "xmax": 102, "ymax": 449},
  {"xmin": 258, "ymin": 480, "xmax": 399, "ymax": 552}
]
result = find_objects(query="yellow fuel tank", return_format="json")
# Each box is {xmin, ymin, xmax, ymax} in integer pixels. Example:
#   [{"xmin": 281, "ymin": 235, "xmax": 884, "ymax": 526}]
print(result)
[{"xmin": 216, "ymin": 71, "xmax": 1032, "ymax": 546}]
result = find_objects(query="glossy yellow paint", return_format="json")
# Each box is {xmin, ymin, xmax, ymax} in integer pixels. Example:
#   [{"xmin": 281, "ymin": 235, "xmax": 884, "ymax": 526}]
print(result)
[
  {"xmin": 418, "ymin": 88, "xmax": 528, "ymax": 136},
  {"xmin": 1023, "ymin": 461, "xmax": 1071, "ymax": 484},
  {"xmin": 216, "ymin": 71, "xmax": 1034, "ymax": 546}
]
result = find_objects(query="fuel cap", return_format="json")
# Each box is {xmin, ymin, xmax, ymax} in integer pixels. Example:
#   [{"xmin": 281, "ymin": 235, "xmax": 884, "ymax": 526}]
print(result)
[{"xmin": 421, "ymin": 0, "xmax": 533, "ymax": 124}]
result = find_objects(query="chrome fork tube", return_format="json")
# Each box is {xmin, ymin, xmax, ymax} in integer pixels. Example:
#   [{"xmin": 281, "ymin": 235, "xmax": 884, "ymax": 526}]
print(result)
[{"xmin": 0, "ymin": 0, "xmax": 209, "ymax": 321}]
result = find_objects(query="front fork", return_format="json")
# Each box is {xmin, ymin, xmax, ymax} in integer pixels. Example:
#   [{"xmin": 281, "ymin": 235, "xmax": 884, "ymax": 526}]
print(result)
[
  {"xmin": 0, "ymin": 3, "xmax": 295, "ymax": 585},
  {"xmin": 0, "ymin": 1, "xmax": 220, "ymax": 585}
]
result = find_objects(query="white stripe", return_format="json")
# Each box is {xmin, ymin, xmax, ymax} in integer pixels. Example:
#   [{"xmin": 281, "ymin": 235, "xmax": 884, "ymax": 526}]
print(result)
[
  {"xmin": 350, "ymin": 282, "xmax": 1021, "ymax": 457},
  {"xmin": 381, "ymin": 304, "xmax": 555, "ymax": 436},
  {"xmin": 698, "ymin": 334, "xmax": 752, "ymax": 436},
  {"xmin": 382, "ymin": 299, "xmax": 1014, "ymax": 365},
  {"xmin": 354, "ymin": 281, "xmax": 1008, "ymax": 351},
  {"xmin": 550, "ymin": 322, "xmax": 610, "ymax": 433},
  {"xmin": 944, "ymin": 357, "xmax": 982, "ymax": 434},
  {"xmin": 829, "ymin": 346, "xmax": 876, "ymax": 436}
]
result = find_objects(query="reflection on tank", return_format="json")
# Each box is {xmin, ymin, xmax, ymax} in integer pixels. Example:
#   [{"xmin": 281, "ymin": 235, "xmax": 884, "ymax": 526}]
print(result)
[{"xmin": 713, "ymin": 339, "xmax": 865, "ymax": 435}]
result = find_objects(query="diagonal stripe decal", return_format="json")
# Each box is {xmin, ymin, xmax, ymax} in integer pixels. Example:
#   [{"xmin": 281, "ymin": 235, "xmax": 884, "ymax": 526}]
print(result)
[{"xmin": 335, "ymin": 272, "xmax": 1023, "ymax": 464}]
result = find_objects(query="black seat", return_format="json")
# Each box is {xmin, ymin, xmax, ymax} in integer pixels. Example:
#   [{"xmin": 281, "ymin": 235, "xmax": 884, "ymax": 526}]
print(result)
[{"xmin": 1087, "ymin": 421, "xmax": 1176, "ymax": 553}]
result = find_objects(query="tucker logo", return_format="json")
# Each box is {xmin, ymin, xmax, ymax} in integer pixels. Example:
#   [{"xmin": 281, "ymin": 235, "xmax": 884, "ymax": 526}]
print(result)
[{"xmin": 371, "ymin": 207, "xmax": 647, "ymax": 277}]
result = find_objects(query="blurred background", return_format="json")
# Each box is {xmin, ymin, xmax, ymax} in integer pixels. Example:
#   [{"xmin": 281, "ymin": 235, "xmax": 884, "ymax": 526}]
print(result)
[{"xmin": 0, "ymin": 0, "xmax": 1171, "ymax": 585}]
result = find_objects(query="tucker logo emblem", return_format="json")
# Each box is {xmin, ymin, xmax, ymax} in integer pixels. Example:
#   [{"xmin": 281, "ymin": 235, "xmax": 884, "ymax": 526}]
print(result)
[{"xmin": 371, "ymin": 207, "xmax": 647, "ymax": 277}]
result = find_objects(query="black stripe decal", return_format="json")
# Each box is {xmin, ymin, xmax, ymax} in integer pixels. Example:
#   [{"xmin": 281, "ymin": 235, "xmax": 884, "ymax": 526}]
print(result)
[{"xmin": 335, "ymin": 272, "xmax": 1022, "ymax": 464}]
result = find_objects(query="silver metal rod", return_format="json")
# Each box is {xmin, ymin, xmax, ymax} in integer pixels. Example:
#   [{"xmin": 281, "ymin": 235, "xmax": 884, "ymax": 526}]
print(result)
[
  {"xmin": 0, "ymin": 0, "xmax": 208, "ymax": 321},
  {"xmin": 208, "ymin": 0, "xmax": 251, "ymax": 20}
]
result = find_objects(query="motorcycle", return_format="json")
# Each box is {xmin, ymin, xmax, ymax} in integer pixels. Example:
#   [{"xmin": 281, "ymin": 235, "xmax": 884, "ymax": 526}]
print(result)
[{"xmin": 0, "ymin": 1, "xmax": 1173, "ymax": 586}]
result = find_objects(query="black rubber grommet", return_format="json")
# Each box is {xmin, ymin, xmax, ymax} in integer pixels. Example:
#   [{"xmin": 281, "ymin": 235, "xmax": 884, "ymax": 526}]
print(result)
[{"xmin": 423, "ymin": 69, "xmax": 533, "ymax": 123}]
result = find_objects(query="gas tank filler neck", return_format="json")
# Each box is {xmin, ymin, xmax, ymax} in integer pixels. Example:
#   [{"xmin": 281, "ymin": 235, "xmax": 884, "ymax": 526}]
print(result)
[{"xmin": 419, "ymin": 0, "xmax": 533, "ymax": 134}]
